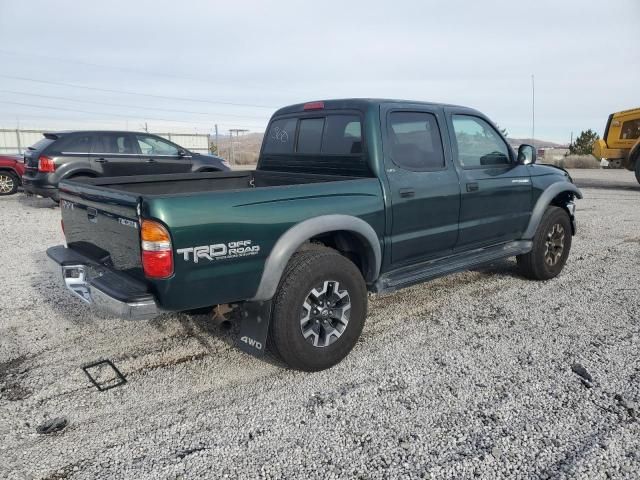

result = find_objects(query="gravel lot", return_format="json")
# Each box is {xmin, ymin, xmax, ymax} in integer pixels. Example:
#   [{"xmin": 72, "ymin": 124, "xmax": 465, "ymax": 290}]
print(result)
[{"xmin": 1, "ymin": 169, "xmax": 638, "ymax": 479}]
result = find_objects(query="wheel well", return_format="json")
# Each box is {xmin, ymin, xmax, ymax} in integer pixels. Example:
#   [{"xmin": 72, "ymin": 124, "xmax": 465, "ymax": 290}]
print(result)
[
  {"xmin": 550, "ymin": 191, "xmax": 576, "ymax": 234},
  {"xmin": 550, "ymin": 191, "xmax": 574, "ymax": 208},
  {"xmin": 0, "ymin": 168, "xmax": 20, "ymax": 185},
  {"xmin": 307, "ymin": 230, "xmax": 375, "ymax": 282},
  {"xmin": 0, "ymin": 168, "xmax": 19, "ymax": 176}
]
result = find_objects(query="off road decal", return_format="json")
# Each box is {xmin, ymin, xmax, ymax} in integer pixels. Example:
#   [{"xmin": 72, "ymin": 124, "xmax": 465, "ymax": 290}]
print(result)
[{"xmin": 177, "ymin": 240, "xmax": 260, "ymax": 263}]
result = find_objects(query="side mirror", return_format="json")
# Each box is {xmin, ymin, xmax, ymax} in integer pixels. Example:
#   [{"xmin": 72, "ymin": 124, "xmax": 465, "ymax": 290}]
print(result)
[
  {"xmin": 517, "ymin": 144, "xmax": 536, "ymax": 165},
  {"xmin": 178, "ymin": 149, "xmax": 187, "ymax": 157}
]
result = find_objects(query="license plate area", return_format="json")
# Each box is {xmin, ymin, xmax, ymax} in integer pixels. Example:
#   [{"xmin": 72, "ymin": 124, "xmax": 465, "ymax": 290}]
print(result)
[{"xmin": 62, "ymin": 264, "xmax": 92, "ymax": 304}]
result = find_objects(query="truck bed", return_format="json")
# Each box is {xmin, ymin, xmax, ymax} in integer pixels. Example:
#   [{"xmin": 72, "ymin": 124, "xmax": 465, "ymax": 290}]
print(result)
[{"xmin": 76, "ymin": 170, "xmax": 367, "ymax": 196}]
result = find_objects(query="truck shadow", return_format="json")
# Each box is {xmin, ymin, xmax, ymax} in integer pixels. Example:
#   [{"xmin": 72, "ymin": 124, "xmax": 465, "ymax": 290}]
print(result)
[
  {"xmin": 471, "ymin": 258, "xmax": 522, "ymax": 278},
  {"xmin": 18, "ymin": 193, "xmax": 58, "ymax": 209},
  {"xmin": 149, "ymin": 310, "xmax": 287, "ymax": 368}
]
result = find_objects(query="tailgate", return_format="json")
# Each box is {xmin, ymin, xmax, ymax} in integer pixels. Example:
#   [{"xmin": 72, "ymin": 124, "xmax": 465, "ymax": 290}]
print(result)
[{"xmin": 59, "ymin": 180, "xmax": 143, "ymax": 274}]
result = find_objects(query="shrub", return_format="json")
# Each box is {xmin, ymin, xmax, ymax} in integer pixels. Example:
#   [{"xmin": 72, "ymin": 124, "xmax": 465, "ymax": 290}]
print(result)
[{"xmin": 544, "ymin": 154, "xmax": 600, "ymax": 169}]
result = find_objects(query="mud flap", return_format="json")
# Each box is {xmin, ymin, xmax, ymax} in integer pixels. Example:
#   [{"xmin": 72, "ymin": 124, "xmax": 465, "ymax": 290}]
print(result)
[{"xmin": 237, "ymin": 300, "xmax": 272, "ymax": 357}]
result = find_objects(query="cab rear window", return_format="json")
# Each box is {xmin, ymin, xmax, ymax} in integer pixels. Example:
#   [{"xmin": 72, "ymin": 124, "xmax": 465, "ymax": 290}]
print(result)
[
  {"xmin": 263, "ymin": 118, "xmax": 297, "ymax": 154},
  {"xmin": 263, "ymin": 114, "xmax": 362, "ymax": 155}
]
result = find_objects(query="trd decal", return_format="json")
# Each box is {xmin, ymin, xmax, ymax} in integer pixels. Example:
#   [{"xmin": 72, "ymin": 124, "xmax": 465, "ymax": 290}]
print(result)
[{"xmin": 177, "ymin": 240, "xmax": 260, "ymax": 263}]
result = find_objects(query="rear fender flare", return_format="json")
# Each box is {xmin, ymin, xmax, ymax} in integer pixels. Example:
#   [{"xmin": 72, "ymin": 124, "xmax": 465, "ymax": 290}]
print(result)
[
  {"xmin": 64, "ymin": 169, "xmax": 97, "ymax": 179},
  {"xmin": 251, "ymin": 214, "xmax": 381, "ymax": 301},
  {"xmin": 523, "ymin": 182, "xmax": 583, "ymax": 239}
]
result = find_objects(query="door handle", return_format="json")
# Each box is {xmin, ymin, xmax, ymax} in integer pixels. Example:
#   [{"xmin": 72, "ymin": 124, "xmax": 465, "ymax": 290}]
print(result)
[
  {"xmin": 95, "ymin": 158, "xmax": 108, "ymax": 163},
  {"xmin": 146, "ymin": 158, "xmax": 156, "ymax": 163},
  {"xmin": 87, "ymin": 207, "xmax": 97, "ymax": 223},
  {"xmin": 466, "ymin": 182, "xmax": 479, "ymax": 192},
  {"xmin": 399, "ymin": 188, "xmax": 415, "ymax": 198}
]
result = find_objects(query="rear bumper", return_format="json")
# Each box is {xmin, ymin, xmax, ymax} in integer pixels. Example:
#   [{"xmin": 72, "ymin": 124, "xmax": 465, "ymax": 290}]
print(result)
[
  {"xmin": 22, "ymin": 175, "xmax": 59, "ymax": 201},
  {"xmin": 47, "ymin": 245, "xmax": 159, "ymax": 320}
]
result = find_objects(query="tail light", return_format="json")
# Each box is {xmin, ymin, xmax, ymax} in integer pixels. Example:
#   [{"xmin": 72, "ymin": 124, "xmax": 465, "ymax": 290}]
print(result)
[
  {"xmin": 38, "ymin": 155, "xmax": 56, "ymax": 172},
  {"xmin": 140, "ymin": 219, "xmax": 173, "ymax": 279}
]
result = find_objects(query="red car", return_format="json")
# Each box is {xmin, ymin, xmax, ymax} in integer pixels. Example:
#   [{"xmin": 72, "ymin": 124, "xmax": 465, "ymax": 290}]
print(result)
[{"xmin": 0, "ymin": 154, "xmax": 26, "ymax": 196}]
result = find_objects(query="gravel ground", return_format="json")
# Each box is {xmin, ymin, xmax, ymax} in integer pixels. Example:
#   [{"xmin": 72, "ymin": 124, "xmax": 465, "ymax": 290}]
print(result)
[{"xmin": 1, "ymin": 169, "xmax": 638, "ymax": 479}]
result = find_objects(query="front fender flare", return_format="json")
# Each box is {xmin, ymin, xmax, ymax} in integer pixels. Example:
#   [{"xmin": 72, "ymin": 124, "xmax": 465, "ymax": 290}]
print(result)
[
  {"xmin": 523, "ymin": 182, "xmax": 582, "ymax": 239},
  {"xmin": 251, "ymin": 214, "xmax": 382, "ymax": 301}
]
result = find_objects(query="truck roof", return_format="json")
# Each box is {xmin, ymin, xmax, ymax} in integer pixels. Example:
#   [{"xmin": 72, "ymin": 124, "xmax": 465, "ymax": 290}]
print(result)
[
  {"xmin": 272, "ymin": 98, "xmax": 481, "ymax": 116},
  {"xmin": 43, "ymin": 130, "xmax": 164, "ymax": 139}
]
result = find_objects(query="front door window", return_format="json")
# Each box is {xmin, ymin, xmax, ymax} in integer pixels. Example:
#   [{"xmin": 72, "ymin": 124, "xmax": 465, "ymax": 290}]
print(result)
[
  {"xmin": 136, "ymin": 135, "xmax": 180, "ymax": 156},
  {"xmin": 452, "ymin": 115, "xmax": 510, "ymax": 167}
]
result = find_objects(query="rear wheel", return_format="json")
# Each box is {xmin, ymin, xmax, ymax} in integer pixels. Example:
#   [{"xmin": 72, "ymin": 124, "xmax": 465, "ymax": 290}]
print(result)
[
  {"xmin": 517, "ymin": 206, "xmax": 572, "ymax": 280},
  {"xmin": 269, "ymin": 246, "xmax": 367, "ymax": 371},
  {"xmin": 635, "ymin": 158, "xmax": 640, "ymax": 185},
  {"xmin": 0, "ymin": 171, "xmax": 19, "ymax": 196}
]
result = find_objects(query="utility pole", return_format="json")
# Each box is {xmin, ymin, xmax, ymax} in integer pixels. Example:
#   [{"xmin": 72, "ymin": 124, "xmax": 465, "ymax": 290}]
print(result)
[
  {"xmin": 229, "ymin": 128, "xmax": 249, "ymax": 165},
  {"xmin": 144, "ymin": 122, "xmax": 148, "ymax": 133},
  {"xmin": 531, "ymin": 74, "xmax": 535, "ymax": 148},
  {"xmin": 215, "ymin": 124, "xmax": 219, "ymax": 154}
]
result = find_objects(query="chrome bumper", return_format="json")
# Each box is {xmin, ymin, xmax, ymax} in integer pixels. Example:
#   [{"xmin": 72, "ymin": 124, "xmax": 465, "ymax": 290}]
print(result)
[{"xmin": 48, "ymin": 254, "xmax": 159, "ymax": 321}]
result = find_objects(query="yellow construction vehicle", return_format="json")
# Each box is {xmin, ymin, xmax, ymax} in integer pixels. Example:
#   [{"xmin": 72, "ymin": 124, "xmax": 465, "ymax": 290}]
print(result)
[{"xmin": 592, "ymin": 108, "xmax": 640, "ymax": 183}]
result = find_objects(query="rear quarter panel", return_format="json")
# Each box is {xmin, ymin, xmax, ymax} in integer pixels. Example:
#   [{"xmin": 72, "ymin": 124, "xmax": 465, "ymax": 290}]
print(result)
[
  {"xmin": 0, "ymin": 157, "xmax": 25, "ymax": 177},
  {"xmin": 143, "ymin": 178, "xmax": 385, "ymax": 310}
]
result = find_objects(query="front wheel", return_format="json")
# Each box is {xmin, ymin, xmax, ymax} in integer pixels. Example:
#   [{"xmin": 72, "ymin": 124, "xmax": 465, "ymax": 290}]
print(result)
[
  {"xmin": 517, "ymin": 206, "xmax": 572, "ymax": 280},
  {"xmin": 0, "ymin": 171, "xmax": 19, "ymax": 196},
  {"xmin": 269, "ymin": 246, "xmax": 367, "ymax": 371},
  {"xmin": 635, "ymin": 158, "xmax": 640, "ymax": 185}
]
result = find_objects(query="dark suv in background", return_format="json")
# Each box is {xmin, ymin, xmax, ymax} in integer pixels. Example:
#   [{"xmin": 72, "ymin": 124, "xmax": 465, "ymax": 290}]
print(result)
[{"xmin": 22, "ymin": 131, "xmax": 230, "ymax": 201}]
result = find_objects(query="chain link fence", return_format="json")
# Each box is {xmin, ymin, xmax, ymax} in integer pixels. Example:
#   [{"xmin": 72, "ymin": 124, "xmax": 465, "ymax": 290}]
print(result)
[{"xmin": 0, "ymin": 129, "xmax": 211, "ymax": 155}]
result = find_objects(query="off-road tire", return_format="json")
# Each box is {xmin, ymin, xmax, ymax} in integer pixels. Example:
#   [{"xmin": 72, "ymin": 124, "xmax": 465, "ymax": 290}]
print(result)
[
  {"xmin": 269, "ymin": 245, "xmax": 367, "ymax": 371},
  {"xmin": 517, "ymin": 206, "xmax": 572, "ymax": 280},
  {"xmin": 0, "ymin": 171, "xmax": 19, "ymax": 196},
  {"xmin": 634, "ymin": 158, "xmax": 640, "ymax": 185}
]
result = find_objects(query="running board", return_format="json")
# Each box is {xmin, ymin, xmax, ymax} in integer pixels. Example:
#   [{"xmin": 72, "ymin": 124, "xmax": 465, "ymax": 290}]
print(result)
[{"xmin": 373, "ymin": 240, "xmax": 532, "ymax": 294}]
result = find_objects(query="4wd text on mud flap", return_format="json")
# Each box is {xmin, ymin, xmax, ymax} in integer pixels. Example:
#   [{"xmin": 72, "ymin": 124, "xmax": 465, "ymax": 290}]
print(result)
[{"xmin": 240, "ymin": 336, "xmax": 263, "ymax": 350}]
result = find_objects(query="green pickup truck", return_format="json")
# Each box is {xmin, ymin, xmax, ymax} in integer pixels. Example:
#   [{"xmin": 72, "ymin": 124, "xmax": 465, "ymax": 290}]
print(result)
[{"xmin": 48, "ymin": 99, "xmax": 582, "ymax": 371}]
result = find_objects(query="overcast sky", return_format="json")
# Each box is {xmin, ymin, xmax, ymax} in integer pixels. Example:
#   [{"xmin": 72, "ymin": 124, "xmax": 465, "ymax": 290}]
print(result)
[{"xmin": 0, "ymin": 0, "xmax": 638, "ymax": 142}]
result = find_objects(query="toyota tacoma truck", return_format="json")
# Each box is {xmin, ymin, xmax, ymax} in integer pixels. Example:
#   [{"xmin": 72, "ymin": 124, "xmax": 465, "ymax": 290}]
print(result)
[{"xmin": 47, "ymin": 99, "xmax": 581, "ymax": 371}]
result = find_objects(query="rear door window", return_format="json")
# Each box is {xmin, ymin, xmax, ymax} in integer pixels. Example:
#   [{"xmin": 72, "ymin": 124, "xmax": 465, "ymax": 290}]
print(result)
[
  {"xmin": 54, "ymin": 134, "xmax": 92, "ymax": 153},
  {"xmin": 264, "ymin": 118, "xmax": 297, "ymax": 154},
  {"xmin": 93, "ymin": 134, "xmax": 137, "ymax": 154},
  {"xmin": 389, "ymin": 111, "xmax": 445, "ymax": 170}
]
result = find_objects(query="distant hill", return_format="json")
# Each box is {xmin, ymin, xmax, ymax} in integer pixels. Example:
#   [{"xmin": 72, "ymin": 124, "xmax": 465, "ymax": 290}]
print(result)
[
  {"xmin": 212, "ymin": 132, "xmax": 568, "ymax": 166},
  {"xmin": 212, "ymin": 132, "xmax": 263, "ymax": 165},
  {"xmin": 507, "ymin": 138, "xmax": 567, "ymax": 149}
]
